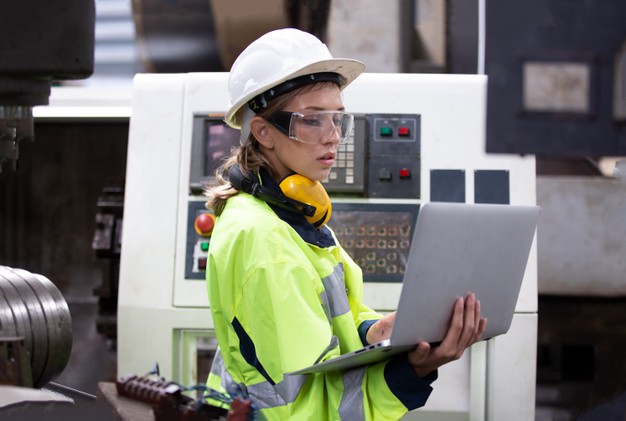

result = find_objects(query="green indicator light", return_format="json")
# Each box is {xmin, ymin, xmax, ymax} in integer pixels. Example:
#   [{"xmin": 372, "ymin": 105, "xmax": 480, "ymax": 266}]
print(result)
[
  {"xmin": 380, "ymin": 127, "xmax": 392, "ymax": 137},
  {"xmin": 200, "ymin": 242, "xmax": 209, "ymax": 251}
]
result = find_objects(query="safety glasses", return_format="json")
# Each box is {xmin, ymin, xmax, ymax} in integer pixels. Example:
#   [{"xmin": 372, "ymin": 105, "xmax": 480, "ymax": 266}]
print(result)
[{"xmin": 266, "ymin": 110, "xmax": 354, "ymax": 144}]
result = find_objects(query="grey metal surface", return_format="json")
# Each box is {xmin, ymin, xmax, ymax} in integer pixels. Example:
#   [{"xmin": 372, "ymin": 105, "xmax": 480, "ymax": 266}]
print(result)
[
  {"xmin": 536, "ymin": 176, "xmax": 626, "ymax": 295},
  {"xmin": 0, "ymin": 273, "xmax": 32, "ymax": 359},
  {"xmin": 0, "ymin": 293, "xmax": 18, "ymax": 337},
  {"xmin": 32, "ymin": 272, "xmax": 73, "ymax": 386},
  {"xmin": 12, "ymin": 268, "xmax": 73, "ymax": 387}
]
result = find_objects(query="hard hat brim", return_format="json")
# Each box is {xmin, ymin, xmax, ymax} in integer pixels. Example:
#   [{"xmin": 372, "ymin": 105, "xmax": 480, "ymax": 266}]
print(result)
[{"xmin": 225, "ymin": 58, "xmax": 365, "ymax": 130}]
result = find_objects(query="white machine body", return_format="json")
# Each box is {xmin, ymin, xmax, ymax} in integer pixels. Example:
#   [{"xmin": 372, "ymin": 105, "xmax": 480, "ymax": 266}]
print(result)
[{"xmin": 118, "ymin": 72, "xmax": 537, "ymax": 420}]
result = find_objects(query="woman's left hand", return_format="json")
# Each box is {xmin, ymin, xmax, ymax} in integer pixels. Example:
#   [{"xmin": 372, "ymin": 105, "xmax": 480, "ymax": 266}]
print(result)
[{"xmin": 366, "ymin": 311, "xmax": 397, "ymax": 345}]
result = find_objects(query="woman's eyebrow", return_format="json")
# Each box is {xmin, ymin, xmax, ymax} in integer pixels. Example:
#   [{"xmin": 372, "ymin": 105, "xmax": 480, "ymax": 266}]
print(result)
[{"xmin": 299, "ymin": 106, "xmax": 346, "ymax": 112}]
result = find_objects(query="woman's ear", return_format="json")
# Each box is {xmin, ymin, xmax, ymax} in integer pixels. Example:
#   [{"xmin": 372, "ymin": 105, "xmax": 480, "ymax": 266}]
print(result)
[{"xmin": 250, "ymin": 116, "xmax": 274, "ymax": 149}]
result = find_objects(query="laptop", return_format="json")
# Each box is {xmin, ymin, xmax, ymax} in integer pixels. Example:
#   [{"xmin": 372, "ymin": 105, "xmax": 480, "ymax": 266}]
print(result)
[{"xmin": 288, "ymin": 202, "xmax": 541, "ymax": 375}]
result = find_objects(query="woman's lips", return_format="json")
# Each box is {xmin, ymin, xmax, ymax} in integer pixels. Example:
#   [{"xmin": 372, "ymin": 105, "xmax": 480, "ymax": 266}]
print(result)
[{"xmin": 318, "ymin": 153, "xmax": 335, "ymax": 166}]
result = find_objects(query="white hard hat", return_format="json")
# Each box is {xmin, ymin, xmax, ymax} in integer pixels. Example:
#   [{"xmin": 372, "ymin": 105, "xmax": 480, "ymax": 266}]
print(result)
[{"xmin": 225, "ymin": 28, "xmax": 365, "ymax": 130}]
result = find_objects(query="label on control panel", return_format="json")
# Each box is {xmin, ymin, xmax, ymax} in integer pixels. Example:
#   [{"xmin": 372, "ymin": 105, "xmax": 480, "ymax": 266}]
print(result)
[{"xmin": 372, "ymin": 116, "xmax": 419, "ymax": 143}]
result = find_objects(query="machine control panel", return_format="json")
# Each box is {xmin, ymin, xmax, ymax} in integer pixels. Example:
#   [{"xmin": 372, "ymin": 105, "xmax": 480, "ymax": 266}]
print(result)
[
  {"xmin": 185, "ymin": 112, "xmax": 422, "ymax": 281},
  {"xmin": 185, "ymin": 201, "xmax": 214, "ymax": 279},
  {"xmin": 185, "ymin": 200, "xmax": 419, "ymax": 282},
  {"xmin": 188, "ymin": 113, "xmax": 421, "ymax": 198},
  {"xmin": 366, "ymin": 114, "xmax": 421, "ymax": 198}
]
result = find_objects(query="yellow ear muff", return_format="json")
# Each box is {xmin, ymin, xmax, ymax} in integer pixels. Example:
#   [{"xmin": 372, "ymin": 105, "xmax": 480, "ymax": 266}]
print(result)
[{"xmin": 279, "ymin": 174, "xmax": 332, "ymax": 228}]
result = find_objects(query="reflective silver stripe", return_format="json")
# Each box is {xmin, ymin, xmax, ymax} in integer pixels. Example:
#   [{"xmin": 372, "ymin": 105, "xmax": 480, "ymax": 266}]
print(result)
[
  {"xmin": 210, "ymin": 347, "xmax": 224, "ymax": 376},
  {"xmin": 338, "ymin": 367, "xmax": 367, "ymax": 421},
  {"xmin": 211, "ymin": 347, "xmax": 308, "ymax": 410},
  {"xmin": 319, "ymin": 289, "xmax": 332, "ymax": 323},
  {"xmin": 247, "ymin": 373, "xmax": 308, "ymax": 409},
  {"xmin": 211, "ymin": 348, "xmax": 239, "ymax": 393},
  {"xmin": 321, "ymin": 263, "xmax": 350, "ymax": 318}
]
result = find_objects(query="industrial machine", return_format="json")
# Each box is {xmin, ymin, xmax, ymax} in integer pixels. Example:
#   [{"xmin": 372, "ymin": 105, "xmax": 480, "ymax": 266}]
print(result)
[
  {"xmin": 0, "ymin": 1, "xmax": 94, "ymax": 172},
  {"xmin": 118, "ymin": 72, "xmax": 537, "ymax": 420},
  {"xmin": 0, "ymin": 0, "xmax": 93, "ymax": 406}
]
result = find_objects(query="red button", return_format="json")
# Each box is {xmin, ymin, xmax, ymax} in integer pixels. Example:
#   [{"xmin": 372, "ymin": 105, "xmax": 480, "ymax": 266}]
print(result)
[
  {"xmin": 198, "ymin": 257, "xmax": 207, "ymax": 270},
  {"xmin": 398, "ymin": 127, "xmax": 410, "ymax": 136},
  {"xmin": 194, "ymin": 212, "xmax": 216, "ymax": 236},
  {"xmin": 399, "ymin": 168, "xmax": 411, "ymax": 179}
]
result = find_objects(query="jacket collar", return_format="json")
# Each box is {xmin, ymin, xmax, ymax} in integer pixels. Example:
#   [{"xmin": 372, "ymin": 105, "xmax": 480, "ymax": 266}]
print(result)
[{"xmin": 259, "ymin": 168, "xmax": 336, "ymax": 248}]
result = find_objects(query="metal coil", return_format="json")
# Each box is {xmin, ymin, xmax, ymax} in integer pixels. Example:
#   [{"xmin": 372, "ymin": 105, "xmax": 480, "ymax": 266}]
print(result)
[{"xmin": 0, "ymin": 265, "xmax": 73, "ymax": 388}]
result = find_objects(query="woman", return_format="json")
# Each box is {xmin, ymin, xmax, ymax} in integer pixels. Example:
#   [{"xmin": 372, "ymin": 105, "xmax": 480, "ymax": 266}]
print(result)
[{"xmin": 204, "ymin": 28, "xmax": 487, "ymax": 420}]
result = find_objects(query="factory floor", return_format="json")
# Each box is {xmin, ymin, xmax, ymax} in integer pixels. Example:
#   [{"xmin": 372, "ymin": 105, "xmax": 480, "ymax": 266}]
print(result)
[
  {"xmin": 52, "ymin": 301, "xmax": 119, "ymax": 420},
  {"xmin": 5, "ymin": 299, "xmax": 626, "ymax": 421}
]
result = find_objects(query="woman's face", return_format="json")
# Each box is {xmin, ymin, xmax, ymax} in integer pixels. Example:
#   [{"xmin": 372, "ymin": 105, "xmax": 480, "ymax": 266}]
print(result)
[{"xmin": 257, "ymin": 83, "xmax": 345, "ymax": 182}]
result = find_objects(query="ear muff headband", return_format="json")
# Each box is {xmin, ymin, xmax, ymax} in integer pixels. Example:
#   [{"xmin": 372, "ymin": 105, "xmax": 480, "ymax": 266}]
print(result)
[
  {"xmin": 228, "ymin": 166, "xmax": 317, "ymax": 218},
  {"xmin": 247, "ymin": 72, "xmax": 342, "ymax": 113}
]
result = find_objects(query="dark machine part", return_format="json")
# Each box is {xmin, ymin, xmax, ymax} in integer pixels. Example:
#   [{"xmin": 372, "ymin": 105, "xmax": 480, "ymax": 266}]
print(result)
[
  {"xmin": 0, "ymin": 337, "xmax": 32, "ymax": 387},
  {"xmin": 132, "ymin": 0, "xmax": 223, "ymax": 73},
  {"xmin": 0, "ymin": 266, "xmax": 73, "ymax": 388},
  {"xmin": 116, "ymin": 374, "xmax": 233, "ymax": 421},
  {"xmin": 285, "ymin": 0, "xmax": 331, "ymax": 42},
  {"xmin": 132, "ymin": 0, "xmax": 331, "ymax": 73},
  {"xmin": 92, "ymin": 185, "xmax": 124, "ymax": 344},
  {"xmin": 0, "ymin": 1, "xmax": 95, "ymax": 171},
  {"xmin": 484, "ymin": 0, "xmax": 626, "ymax": 156}
]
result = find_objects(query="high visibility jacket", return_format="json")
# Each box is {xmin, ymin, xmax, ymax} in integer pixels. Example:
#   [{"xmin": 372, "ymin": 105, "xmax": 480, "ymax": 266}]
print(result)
[{"xmin": 206, "ymin": 174, "xmax": 436, "ymax": 420}]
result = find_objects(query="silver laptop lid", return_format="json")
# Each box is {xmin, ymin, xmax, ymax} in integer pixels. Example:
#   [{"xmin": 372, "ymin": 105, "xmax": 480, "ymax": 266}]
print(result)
[{"xmin": 390, "ymin": 202, "xmax": 540, "ymax": 346}]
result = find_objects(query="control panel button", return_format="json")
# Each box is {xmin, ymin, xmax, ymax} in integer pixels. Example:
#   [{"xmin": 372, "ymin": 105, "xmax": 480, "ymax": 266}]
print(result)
[
  {"xmin": 378, "ymin": 168, "xmax": 392, "ymax": 181},
  {"xmin": 194, "ymin": 212, "xmax": 216, "ymax": 236},
  {"xmin": 198, "ymin": 257, "xmax": 207, "ymax": 270},
  {"xmin": 380, "ymin": 127, "xmax": 392, "ymax": 137},
  {"xmin": 399, "ymin": 168, "xmax": 411, "ymax": 179},
  {"xmin": 398, "ymin": 127, "xmax": 411, "ymax": 136}
]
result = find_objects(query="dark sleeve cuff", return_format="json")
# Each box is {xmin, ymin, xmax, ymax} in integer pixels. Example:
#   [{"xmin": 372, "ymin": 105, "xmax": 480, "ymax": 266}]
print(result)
[
  {"xmin": 384, "ymin": 354, "xmax": 438, "ymax": 410},
  {"xmin": 357, "ymin": 319, "xmax": 378, "ymax": 346}
]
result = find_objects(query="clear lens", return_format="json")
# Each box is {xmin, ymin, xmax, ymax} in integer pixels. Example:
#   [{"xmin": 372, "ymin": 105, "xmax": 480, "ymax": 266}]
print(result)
[
  {"xmin": 288, "ymin": 111, "xmax": 354, "ymax": 144},
  {"xmin": 266, "ymin": 110, "xmax": 355, "ymax": 144}
]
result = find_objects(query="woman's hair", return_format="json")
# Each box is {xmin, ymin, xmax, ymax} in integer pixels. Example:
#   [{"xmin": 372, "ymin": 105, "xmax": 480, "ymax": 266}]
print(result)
[{"xmin": 204, "ymin": 81, "xmax": 338, "ymax": 215}]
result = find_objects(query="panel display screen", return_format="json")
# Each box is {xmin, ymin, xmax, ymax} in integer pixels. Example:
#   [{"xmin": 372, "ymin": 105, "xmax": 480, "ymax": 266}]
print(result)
[
  {"xmin": 203, "ymin": 120, "xmax": 240, "ymax": 177},
  {"xmin": 190, "ymin": 115, "xmax": 240, "ymax": 192}
]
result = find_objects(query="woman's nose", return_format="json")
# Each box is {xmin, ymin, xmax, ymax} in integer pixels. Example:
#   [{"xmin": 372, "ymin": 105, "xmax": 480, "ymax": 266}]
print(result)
[{"xmin": 322, "ymin": 125, "xmax": 342, "ymax": 144}]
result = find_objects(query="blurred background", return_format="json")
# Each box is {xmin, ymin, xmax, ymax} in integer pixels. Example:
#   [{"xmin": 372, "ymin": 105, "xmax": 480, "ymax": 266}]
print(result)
[{"xmin": 0, "ymin": 0, "xmax": 625, "ymax": 420}]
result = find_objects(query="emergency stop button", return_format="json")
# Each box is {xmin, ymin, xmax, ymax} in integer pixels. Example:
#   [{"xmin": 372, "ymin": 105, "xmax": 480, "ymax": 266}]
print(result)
[{"xmin": 194, "ymin": 212, "xmax": 216, "ymax": 236}]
